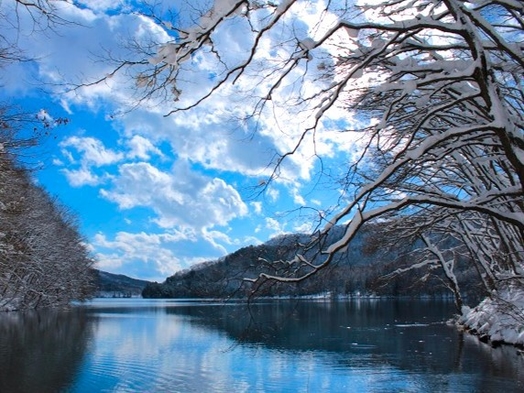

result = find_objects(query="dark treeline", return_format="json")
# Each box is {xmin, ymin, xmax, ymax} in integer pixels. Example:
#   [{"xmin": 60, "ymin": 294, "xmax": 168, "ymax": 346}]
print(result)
[
  {"xmin": 0, "ymin": 109, "xmax": 95, "ymax": 311},
  {"xmin": 142, "ymin": 224, "xmax": 485, "ymax": 302}
]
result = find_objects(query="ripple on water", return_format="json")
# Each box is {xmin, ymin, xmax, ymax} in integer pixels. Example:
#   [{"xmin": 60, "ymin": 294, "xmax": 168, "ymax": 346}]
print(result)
[{"xmin": 83, "ymin": 350, "xmax": 222, "ymax": 392}]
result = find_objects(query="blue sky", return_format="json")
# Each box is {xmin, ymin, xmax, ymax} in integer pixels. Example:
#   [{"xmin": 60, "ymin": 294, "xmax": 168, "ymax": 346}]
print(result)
[{"xmin": 1, "ymin": 0, "xmax": 365, "ymax": 281}]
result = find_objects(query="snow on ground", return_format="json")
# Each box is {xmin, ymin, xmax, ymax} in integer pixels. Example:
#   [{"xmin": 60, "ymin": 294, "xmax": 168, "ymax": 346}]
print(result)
[{"xmin": 457, "ymin": 287, "xmax": 524, "ymax": 347}]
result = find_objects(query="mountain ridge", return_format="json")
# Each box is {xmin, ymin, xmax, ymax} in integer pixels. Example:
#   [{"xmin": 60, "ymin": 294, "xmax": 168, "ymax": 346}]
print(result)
[{"xmin": 142, "ymin": 223, "xmax": 483, "ymax": 299}]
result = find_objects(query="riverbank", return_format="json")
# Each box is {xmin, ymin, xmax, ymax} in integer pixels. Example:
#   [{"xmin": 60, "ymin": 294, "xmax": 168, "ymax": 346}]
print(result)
[{"xmin": 457, "ymin": 288, "xmax": 524, "ymax": 348}]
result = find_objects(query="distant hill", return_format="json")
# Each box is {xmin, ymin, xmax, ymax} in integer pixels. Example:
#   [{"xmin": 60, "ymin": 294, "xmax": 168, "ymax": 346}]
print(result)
[
  {"xmin": 142, "ymin": 223, "xmax": 484, "ymax": 300},
  {"xmin": 93, "ymin": 269, "xmax": 151, "ymax": 298}
]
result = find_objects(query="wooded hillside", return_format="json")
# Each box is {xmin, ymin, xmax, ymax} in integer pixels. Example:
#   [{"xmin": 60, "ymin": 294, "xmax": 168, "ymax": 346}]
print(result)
[
  {"xmin": 143, "ymin": 223, "xmax": 484, "ymax": 303},
  {"xmin": 0, "ymin": 110, "xmax": 95, "ymax": 311}
]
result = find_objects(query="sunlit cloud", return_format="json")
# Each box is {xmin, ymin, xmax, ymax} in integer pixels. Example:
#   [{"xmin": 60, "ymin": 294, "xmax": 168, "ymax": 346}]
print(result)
[
  {"xmin": 100, "ymin": 160, "xmax": 248, "ymax": 230},
  {"xmin": 61, "ymin": 166, "xmax": 102, "ymax": 187},
  {"xmin": 251, "ymin": 201, "xmax": 262, "ymax": 215},
  {"xmin": 93, "ymin": 231, "xmax": 190, "ymax": 279},
  {"xmin": 265, "ymin": 217, "xmax": 286, "ymax": 239},
  {"xmin": 60, "ymin": 136, "xmax": 124, "ymax": 167},
  {"xmin": 126, "ymin": 135, "xmax": 163, "ymax": 160}
]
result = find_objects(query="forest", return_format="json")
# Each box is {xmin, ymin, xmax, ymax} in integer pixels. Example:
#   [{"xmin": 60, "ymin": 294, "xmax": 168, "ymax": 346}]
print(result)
[{"xmin": 0, "ymin": 112, "xmax": 95, "ymax": 310}]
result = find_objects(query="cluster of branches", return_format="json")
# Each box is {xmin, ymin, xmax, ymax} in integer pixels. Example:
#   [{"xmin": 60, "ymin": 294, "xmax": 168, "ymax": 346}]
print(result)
[
  {"xmin": 0, "ymin": 0, "xmax": 70, "ymax": 66},
  {"xmin": 93, "ymin": 0, "xmax": 523, "ymax": 308}
]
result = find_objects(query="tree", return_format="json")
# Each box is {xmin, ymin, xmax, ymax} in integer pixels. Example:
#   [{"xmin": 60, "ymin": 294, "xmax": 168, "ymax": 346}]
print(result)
[{"xmin": 97, "ymin": 1, "xmax": 522, "ymax": 309}]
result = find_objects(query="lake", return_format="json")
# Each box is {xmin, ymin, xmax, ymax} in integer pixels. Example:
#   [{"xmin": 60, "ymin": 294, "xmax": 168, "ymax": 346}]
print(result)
[{"xmin": 0, "ymin": 298, "xmax": 523, "ymax": 392}]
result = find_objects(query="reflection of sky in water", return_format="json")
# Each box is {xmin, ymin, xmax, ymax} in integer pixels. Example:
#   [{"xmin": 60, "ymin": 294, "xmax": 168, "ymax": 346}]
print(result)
[
  {"xmin": 74, "ymin": 312, "xmax": 223, "ymax": 391},
  {"xmin": 51, "ymin": 300, "xmax": 524, "ymax": 392},
  {"xmin": 69, "ymin": 305, "xmax": 419, "ymax": 392}
]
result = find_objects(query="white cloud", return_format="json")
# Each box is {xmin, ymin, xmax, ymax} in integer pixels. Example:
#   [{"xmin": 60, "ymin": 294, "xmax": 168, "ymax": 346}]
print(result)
[
  {"xmin": 57, "ymin": 136, "xmax": 123, "ymax": 187},
  {"xmin": 265, "ymin": 217, "xmax": 286, "ymax": 239},
  {"xmin": 100, "ymin": 160, "xmax": 248, "ymax": 231},
  {"xmin": 61, "ymin": 166, "xmax": 102, "ymax": 187},
  {"xmin": 0, "ymin": 0, "xmax": 373, "ymax": 279},
  {"xmin": 5, "ymin": 0, "xmax": 360, "ymax": 197},
  {"xmin": 93, "ymin": 231, "xmax": 188, "ymax": 279},
  {"xmin": 75, "ymin": 0, "xmax": 127, "ymax": 14},
  {"xmin": 251, "ymin": 201, "xmax": 262, "ymax": 214},
  {"xmin": 310, "ymin": 199, "xmax": 322, "ymax": 206},
  {"xmin": 4, "ymin": 0, "xmax": 363, "ymax": 196},
  {"xmin": 119, "ymin": 106, "xmax": 278, "ymax": 178},
  {"xmin": 266, "ymin": 187, "xmax": 280, "ymax": 202},
  {"xmin": 293, "ymin": 221, "xmax": 315, "ymax": 234},
  {"xmin": 242, "ymin": 235, "xmax": 263, "ymax": 246},
  {"xmin": 126, "ymin": 135, "xmax": 163, "ymax": 160},
  {"xmin": 60, "ymin": 136, "xmax": 123, "ymax": 167},
  {"xmin": 92, "ymin": 227, "xmax": 241, "ymax": 280},
  {"xmin": 291, "ymin": 187, "xmax": 306, "ymax": 206},
  {"xmin": 100, "ymin": 162, "xmax": 171, "ymax": 208},
  {"xmin": 201, "ymin": 229, "xmax": 231, "ymax": 255}
]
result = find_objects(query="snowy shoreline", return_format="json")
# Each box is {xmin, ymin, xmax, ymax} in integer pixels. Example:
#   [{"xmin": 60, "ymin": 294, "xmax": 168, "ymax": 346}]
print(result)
[{"xmin": 456, "ymin": 288, "xmax": 524, "ymax": 348}]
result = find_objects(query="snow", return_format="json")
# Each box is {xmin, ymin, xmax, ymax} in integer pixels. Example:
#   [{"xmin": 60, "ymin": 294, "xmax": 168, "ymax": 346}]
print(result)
[
  {"xmin": 277, "ymin": 0, "xmax": 294, "ymax": 13},
  {"xmin": 499, "ymin": 0, "xmax": 524, "ymax": 8},
  {"xmin": 343, "ymin": 26, "xmax": 359, "ymax": 39},
  {"xmin": 298, "ymin": 37, "xmax": 316, "ymax": 51},
  {"xmin": 351, "ymin": 68, "xmax": 364, "ymax": 79},
  {"xmin": 199, "ymin": 0, "xmax": 242, "ymax": 30},
  {"xmin": 457, "ymin": 287, "xmax": 524, "ymax": 347},
  {"xmin": 213, "ymin": 0, "xmax": 239, "ymax": 14},
  {"xmin": 269, "ymin": 0, "xmax": 295, "ymax": 25},
  {"xmin": 402, "ymin": 80, "xmax": 417, "ymax": 94},
  {"xmin": 514, "ymin": 145, "xmax": 524, "ymax": 168},
  {"xmin": 156, "ymin": 43, "xmax": 180, "ymax": 64},
  {"xmin": 414, "ymin": 94, "xmax": 429, "ymax": 108}
]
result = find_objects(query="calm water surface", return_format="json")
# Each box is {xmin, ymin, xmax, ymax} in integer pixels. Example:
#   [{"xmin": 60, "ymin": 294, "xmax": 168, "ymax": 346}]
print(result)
[{"xmin": 0, "ymin": 298, "xmax": 523, "ymax": 392}]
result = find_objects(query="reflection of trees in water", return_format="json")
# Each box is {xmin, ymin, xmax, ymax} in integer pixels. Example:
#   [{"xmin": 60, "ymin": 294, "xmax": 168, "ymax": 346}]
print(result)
[
  {"xmin": 456, "ymin": 333, "xmax": 524, "ymax": 391},
  {"xmin": 166, "ymin": 300, "xmax": 524, "ymax": 387},
  {"xmin": 0, "ymin": 308, "xmax": 96, "ymax": 393},
  {"xmin": 167, "ymin": 300, "xmax": 453, "ymax": 348}
]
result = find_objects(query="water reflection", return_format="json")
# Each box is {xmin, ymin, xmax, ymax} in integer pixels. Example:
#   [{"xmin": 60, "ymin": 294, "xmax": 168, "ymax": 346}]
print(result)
[
  {"xmin": 0, "ymin": 308, "xmax": 94, "ymax": 393},
  {"xmin": 0, "ymin": 299, "xmax": 523, "ymax": 393},
  {"xmin": 165, "ymin": 299, "xmax": 524, "ymax": 392}
]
